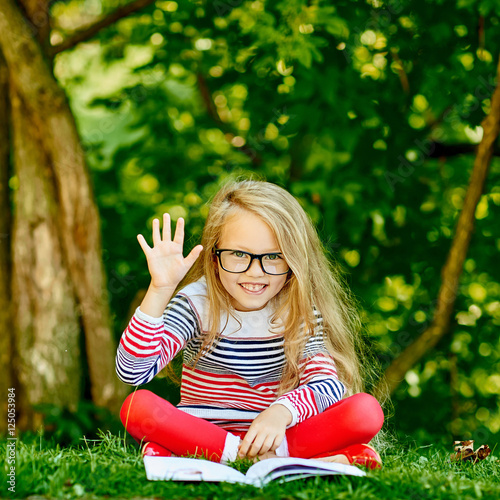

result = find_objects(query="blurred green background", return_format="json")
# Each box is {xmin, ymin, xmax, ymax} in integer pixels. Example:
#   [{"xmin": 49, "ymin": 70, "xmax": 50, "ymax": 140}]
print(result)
[{"xmin": 5, "ymin": 0, "xmax": 500, "ymax": 447}]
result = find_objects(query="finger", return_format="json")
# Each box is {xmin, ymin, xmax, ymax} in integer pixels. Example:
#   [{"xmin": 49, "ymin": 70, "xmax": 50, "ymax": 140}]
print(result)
[
  {"xmin": 259, "ymin": 435, "xmax": 277, "ymax": 456},
  {"xmin": 253, "ymin": 430, "xmax": 283, "ymax": 457},
  {"xmin": 270, "ymin": 438, "xmax": 280, "ymax": 452},
  {"xmin": 173, "ymin": 217, "xmax": 185, "ymax": 246},
  {"xmin": 248, "ymin": 443, "xmax": 263, "ymax": 458},
  {"xmin": 270, "ymin": 434, "xmax": 284, "ymax": 452},
  {"xmin": 184, "ymin": 245, "xmax": 203, "ymax": 269},
  {"xmin": 247, "ymin": 435, "xmax": 266, "ymax": 458},
  {"xmin": 137, "ymin": 234, "xmax": 151, "ymax": 255},
  {"xmin": 238, "ymin": 430, "xmax": 256, "ymax": 458},
  {"xmin": 152, "ymin": 218, "xmax": 161, "ymax": 247},
  {"xmin": 162, "ymin": 213, "xmax": 171, "ymax": 242},
  {"xmin": 238, "ymin": 438, "xmax": 251, "ymax": 458}
]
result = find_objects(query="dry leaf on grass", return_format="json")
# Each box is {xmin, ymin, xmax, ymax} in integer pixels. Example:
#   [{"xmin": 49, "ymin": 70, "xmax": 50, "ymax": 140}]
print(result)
[{"xmin": 450, "ymin": 440, "xmax": 491, "ymax": 463}]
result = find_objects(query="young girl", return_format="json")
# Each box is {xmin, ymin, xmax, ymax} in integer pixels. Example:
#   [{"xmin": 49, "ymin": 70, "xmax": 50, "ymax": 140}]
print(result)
[{"xmin": 116, "ymin": 179, "xmax": 384, "ymax": 467}]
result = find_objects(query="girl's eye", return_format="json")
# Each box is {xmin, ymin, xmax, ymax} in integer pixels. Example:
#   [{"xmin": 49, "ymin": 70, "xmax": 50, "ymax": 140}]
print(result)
[
  {"xmin": 232, "ymin": 251, "xmax": 246, "ymax": 258},
  {"xmin": 264, "ymin": 253, "xmax": 281, "ymax": 261}
]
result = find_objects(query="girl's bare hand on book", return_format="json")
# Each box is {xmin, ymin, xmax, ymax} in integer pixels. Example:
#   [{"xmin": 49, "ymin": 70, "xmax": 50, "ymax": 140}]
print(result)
[
  {"xmin": 238, "ymin": 404, "xmax": 292, "ymax": 459},
  {"xmin": 137, "ymin": 214, "xmax": 203, "ymax": 293}
]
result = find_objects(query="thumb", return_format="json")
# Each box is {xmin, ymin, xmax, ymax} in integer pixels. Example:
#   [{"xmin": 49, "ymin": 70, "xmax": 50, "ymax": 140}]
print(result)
[
  {"xmin": 137, "ymin": 234, "xmax": 151, "ymax": 255},
  {"xmin": 184, "ymin": 245, "xmax": 203, "ymax": 269}
]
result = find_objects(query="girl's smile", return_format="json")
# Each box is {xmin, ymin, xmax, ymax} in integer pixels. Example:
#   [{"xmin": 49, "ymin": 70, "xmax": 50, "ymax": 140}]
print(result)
[
  {"xmin": 217, "ymin": 210, "xmax": 288, "ymax": 312},
  {"xmin": 239, "ymin": 282, "xmax": 267, "ymax": 293}
]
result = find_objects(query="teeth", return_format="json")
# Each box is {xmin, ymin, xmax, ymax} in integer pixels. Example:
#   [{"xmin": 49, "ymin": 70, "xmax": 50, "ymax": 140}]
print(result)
[{"xmin": 240, "ymin": 283, "xmax": 266, "ymax": 292}]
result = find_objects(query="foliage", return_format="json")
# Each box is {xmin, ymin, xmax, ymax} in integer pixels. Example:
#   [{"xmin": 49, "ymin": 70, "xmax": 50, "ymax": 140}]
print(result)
[
  {"xmin": 41, "ymin": 0, "xmax": 500, "ymax": 444},
  {"xmin": 32, "ymin": 402, "xmax": 123, "ymax": 447},
  {"xmin": 1, "ymin": 432, "xmax": 500, "ymax": 499}
]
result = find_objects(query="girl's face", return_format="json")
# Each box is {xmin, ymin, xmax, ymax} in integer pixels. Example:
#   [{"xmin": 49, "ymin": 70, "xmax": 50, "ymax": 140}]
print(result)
[{"xmin": 216, "ymin": 210, "xmax": 288, "ymax": 312}]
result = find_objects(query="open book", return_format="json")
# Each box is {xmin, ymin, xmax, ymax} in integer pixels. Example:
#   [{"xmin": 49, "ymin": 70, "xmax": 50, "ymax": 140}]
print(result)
[{"xmin": 144, "ymin": 456, "xmax": 366, "ymax": 487}]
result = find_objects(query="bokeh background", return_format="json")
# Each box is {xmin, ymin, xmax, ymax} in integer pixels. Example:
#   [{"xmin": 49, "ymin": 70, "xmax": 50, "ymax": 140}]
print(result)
[{"xmin": 1, "ymin": 0, "xmax": 499, "ymax": 449}]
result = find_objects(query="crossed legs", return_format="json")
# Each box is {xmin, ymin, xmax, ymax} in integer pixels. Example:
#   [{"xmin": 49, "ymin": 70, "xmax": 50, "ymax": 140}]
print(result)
[{"xmin": 120, "ymin": 390, "xmax": 384, "ymax": 463}]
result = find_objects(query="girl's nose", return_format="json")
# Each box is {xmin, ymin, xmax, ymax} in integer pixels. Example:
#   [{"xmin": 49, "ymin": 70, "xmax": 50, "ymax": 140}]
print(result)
[{"xmin": 246, "ymin": 258, "xmax": 265, "ymax": 276}]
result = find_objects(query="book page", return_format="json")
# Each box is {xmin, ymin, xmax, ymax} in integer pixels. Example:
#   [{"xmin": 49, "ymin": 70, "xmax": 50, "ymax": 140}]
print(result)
[
  {"xmin": 144, "ymin": 457, "xmax": 248, "ymax": 484},
  {"xmin": 245, "ymin": 457, "xmax": 366, "ymax": 486}
]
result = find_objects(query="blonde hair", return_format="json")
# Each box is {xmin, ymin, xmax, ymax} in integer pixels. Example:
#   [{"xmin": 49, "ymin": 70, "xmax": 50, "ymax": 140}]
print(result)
[{"xmin": 177, "ymin": 178, "xmax": 377, "ymax": 397}]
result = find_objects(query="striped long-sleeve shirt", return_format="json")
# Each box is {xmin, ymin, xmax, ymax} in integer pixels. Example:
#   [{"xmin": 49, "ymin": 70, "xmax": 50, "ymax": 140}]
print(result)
[{"xmin": 116, "ymin": 278, "xmax": 345, "ymax": 432}]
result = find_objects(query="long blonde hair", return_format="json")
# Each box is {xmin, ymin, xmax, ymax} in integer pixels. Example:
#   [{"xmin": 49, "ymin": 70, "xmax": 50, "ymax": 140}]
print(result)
[{"xmin": 180, "ymin": 178, "xmax": 369, "ymax": 396}]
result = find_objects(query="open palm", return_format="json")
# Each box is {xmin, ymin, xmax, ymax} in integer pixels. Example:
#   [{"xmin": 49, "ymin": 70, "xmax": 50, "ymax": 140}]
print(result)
[{"xmin": 137, "ymin": 213, "xmax": 203, "ymax": 291}]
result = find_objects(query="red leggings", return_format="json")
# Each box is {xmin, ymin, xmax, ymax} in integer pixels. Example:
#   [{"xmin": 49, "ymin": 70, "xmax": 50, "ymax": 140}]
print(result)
[{"xmin": 121, "ymin": 389, "xmax": 384, "ymax": 462}]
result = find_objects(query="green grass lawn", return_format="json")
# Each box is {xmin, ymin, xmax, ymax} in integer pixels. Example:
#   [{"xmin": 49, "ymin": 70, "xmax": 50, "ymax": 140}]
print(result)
[{"xmin": 1, "ymin": 432, "xmax": 499, "ymax": 499}]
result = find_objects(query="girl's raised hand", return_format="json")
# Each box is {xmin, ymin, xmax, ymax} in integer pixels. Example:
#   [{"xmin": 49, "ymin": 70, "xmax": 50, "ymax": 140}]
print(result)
[{"xmin": 137, "ymin": 214, "xmax": 203, "ymax": 293}]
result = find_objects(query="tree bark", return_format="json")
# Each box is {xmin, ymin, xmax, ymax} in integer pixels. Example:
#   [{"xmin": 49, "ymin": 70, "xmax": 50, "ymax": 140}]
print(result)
[
  {"xmin": 15, "ymin": 0, "xmax": 51, "ymax": 50},
  {"xmin": 376, "ymin": 55, "xmax": 500, "ymax": 396},
  {"xmin": 0, "ymin": 49, "xmax": 12, "ymax": 434},
  {"xmin": 10, "ymin": 83, "xmax": 82, "ymax": 428},
  {"xmin": 0, "ymin": 0, "xmax": 127, "ymax": 415}
]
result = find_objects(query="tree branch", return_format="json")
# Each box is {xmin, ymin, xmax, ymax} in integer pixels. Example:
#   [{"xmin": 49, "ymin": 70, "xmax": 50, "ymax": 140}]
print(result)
[
  {"xmin": 375, "ymin": 54, "xmax": 500, "ymax": 397},
  {"xmin": 427, "ymin": 141, "xmax": 500, "ymax": 158},
  {"xmin": 196, "ymin": 71, "xmax": 262, "ymax": 166},
  {"xmin": 390, "ymin": 48, "xmax": 410, "ymax": 95},
  {"xmin": 49, "ymin": 0, "xmax": 156, "ymax": 56}
]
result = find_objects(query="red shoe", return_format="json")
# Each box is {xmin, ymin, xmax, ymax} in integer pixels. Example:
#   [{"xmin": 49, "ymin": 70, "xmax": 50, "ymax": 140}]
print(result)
[
  {"xmin": 313, "ymin": 443, "xmax": 382, "ymax": 470},
  {"xmin": 141, "ymin": 442, "xmax": 173, "ymax": 457}
]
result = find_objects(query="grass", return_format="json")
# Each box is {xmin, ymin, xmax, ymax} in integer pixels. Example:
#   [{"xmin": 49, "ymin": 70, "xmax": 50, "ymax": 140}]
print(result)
[{"xmin": 1, "ymin": 431, "xmax": 499, "ymax": 499}]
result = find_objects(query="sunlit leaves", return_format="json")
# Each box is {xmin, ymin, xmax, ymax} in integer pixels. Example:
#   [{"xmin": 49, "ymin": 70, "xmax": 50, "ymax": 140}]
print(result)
[{"xmin": 48, "ymin": 0, "xmax": 500, "ymax": 445}]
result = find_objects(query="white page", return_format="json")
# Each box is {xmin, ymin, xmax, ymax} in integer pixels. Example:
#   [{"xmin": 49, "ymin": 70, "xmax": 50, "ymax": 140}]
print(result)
[
  {"xmin": 144, "ymin": 456, "xmax": 248, "ymax": 484},
  {"xmin": 245, "ymin": 457, "xmax": 366, "ymax": 486}
]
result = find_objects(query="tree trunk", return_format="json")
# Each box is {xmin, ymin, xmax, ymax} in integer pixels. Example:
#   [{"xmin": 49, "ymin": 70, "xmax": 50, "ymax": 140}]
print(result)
[
  {"xmin": 0, "ymin": 49, "xmax": 12, "ymax": 434},
  {"xmin": 376, "ymin": 55, "xmax": 500, "ymax": 397},
  {"xmin": 0, "ymin": 0, "xmax": 127, "ymax": 422},
  {"xmin": 10, "ymin": 82, "xmax": 82, "ymax": 428}
]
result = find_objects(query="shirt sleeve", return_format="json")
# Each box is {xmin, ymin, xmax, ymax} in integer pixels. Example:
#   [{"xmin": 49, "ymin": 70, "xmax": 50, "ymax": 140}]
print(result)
[
  {"xmin": 270, "ymin": 313, "xmax": 346, "ymax": 427},
  {"xmin": 115, "ymin": 293, "xmax": 200, "ymax": 386}
]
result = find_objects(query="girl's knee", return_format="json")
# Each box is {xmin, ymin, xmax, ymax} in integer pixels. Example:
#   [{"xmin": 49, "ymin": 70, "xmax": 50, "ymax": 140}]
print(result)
[
  {"xmin": 344, "ymin": 393, "xmax": 384, "ymax": 436},
  {"xmin": 351, "ymin": 392, "xmax": 381, "ymax": 409},
  {"xmin": 120, "ymin": 389, "xmax": 154, "ymax": 425}
]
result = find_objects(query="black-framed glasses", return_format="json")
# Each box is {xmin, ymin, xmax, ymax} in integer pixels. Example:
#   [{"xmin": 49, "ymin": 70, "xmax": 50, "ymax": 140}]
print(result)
[{"xmin": 213, "ymin": 248, "xmax": 290, "ymax": 275}]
